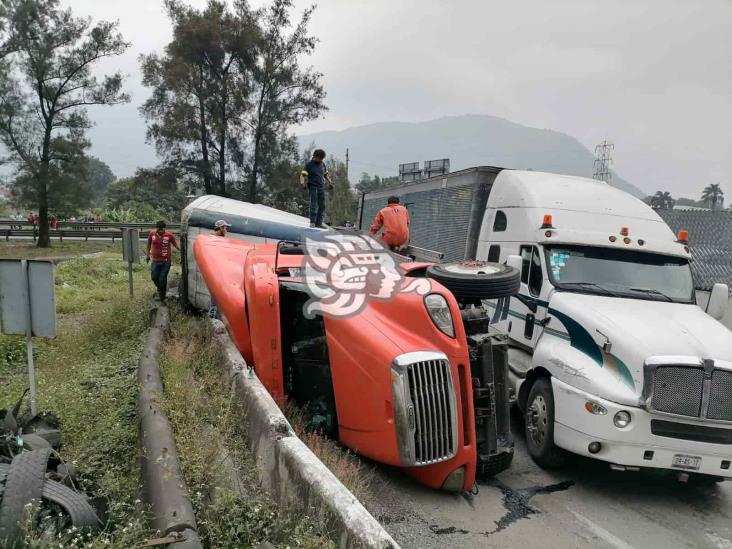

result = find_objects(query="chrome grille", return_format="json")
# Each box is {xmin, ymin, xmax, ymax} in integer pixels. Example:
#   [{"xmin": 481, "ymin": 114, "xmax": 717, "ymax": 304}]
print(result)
[
  {"xmin": 405, "ymin": 359, "xmax": 457, "ymax": 465},
  {"xmin": 708, "ymin": 370, "xmax": 732, "ymax": 421},
  {"xmin": 651, "ymin": 366, "xmax": 704, "ymax": 418}
]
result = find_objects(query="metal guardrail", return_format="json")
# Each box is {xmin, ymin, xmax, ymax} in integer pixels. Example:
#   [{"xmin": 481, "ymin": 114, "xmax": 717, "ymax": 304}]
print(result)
[
  {"xmin": 1, "ymin": 229, "xmax": 178, "ymax": 242},
  {"xmin": 0, "ymin": 220, "xmax": 181, "ymax": 231}
]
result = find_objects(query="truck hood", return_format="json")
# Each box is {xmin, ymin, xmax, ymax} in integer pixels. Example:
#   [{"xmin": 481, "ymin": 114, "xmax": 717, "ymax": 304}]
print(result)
[{"xmin": 546, "ymin": 292, "xmax": 732, "ymax": 397}]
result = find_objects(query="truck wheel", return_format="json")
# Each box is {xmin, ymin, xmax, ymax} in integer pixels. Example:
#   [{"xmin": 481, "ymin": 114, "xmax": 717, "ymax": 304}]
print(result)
[
  {"xmin": 477, "ymin": 451, "xmax": 514, "ymax": 480},
  {"xmin": 426, "ymin": 262, "xmax": 520, "ymax": 300},
  {"xmin": 525, "ymin": 378, "xmax": 565, "ymax": 468}
]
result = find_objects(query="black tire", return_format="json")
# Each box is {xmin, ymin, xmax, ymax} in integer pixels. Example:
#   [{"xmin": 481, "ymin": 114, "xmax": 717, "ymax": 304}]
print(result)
[
  {"xmin": 426, "ymin": 262, "xmax": 520, "ymax": 300},
  {"xmin": 525, "ymin": 378, "xmax": 565, "ymax": 468},
  {"xmin": 0, "ymin": 449, "xmax": 51, "ymax": 543},
  {"xmin": 41, "ymin": 480, "xmax": 100, "ymax": 529},
  {"xmin": 477, "ymin": 450, "xmax": 514, "ymax": 480}
]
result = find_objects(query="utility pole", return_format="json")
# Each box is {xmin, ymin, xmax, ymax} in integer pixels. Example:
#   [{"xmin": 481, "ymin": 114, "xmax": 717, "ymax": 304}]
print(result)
[
  {"xmin": 345, "ymin": 148, "xmax": 350, "ymax": 186},
  {"xmin": 593, "ymin": 140, "xmax": 614, "ymax": 183}
]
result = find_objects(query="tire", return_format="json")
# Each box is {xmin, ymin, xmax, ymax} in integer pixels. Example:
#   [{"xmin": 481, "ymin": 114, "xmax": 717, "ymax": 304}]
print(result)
[
  {"xmin": 426, "ymin": 262, "xmax": 520, "ymax": 301},
  {"xmin": 41, "ymin": 480, "xmax": 100, "ymax": 529},
  {"xmin": 525, "ymin": 378, "xmax": 565, "ymax": 468},
  {"xmin": 0, "ymin": 449, "xmax": 51, "ymax": 543},
  {"xmin": 477, "ymin": 450, "xmax": 514, "ymax": 480}
]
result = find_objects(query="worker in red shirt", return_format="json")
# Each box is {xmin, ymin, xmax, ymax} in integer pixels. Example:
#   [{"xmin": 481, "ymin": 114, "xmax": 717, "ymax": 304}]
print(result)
[
  {"xmin": 145, "ymin": 220, "xmax": 180, "ymax": 301},
  {"xmin": 369, "ymin": 196, "xmax": 410, "ymax": 251}
]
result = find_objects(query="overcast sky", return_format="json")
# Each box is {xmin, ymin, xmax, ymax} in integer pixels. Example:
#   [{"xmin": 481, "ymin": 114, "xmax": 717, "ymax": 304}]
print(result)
[{"xmin": 69, "ymin": 0, "xmax": 730, "ymax": 200}]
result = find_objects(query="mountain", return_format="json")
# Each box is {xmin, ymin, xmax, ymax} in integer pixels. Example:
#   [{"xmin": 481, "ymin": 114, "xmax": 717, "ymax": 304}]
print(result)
[{"xmin": 298, "ymin": 115, "xmax": 645, "ymax": 198}]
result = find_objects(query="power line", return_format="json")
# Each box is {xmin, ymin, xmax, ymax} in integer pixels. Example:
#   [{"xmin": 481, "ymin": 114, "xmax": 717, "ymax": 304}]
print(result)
[{"xmin": 593, "ymin": 140, "xmax": 614, "ymax": 183}]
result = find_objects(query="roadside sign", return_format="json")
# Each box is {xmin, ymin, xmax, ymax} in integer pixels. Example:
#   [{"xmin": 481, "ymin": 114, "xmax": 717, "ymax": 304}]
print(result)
[
  {"xmin": 122, "ymin": 227, "xmax": 140, "ymax": 263},
  {"xmin": 121, "ymin": 228, "xmax": 140, "ymax": 298},
  {"xmin": 0, "ymin": 259, "xmax": 56, "ymax": 415},
  {"xmin": 0, "ymin": 259, "xmax": 56, "ymax": 337}
]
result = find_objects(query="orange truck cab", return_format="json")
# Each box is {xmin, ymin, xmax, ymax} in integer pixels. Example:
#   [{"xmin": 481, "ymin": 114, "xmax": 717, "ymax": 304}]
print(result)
[{"xmin": 193, "ymin": 229, "xmax": 519, "ymax": 492}]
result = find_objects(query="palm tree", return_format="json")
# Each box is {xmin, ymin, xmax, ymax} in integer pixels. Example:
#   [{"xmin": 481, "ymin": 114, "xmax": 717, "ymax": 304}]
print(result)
[
  {"xmin": 650, "ymin": 191, "xmax": 675, "ymax": 210},
  {"xmin": 701, "ymin": 183, "xmax": 725, "ymax": 210}
]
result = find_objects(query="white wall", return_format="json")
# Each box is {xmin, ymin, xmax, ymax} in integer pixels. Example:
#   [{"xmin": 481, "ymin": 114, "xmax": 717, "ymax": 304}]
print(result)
[{"xmin": 696, "ymin": 290, "xmax": 732, "ymax": 331}]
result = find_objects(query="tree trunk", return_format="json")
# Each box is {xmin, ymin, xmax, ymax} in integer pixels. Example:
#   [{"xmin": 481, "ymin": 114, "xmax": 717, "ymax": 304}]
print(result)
[
  {"xmin": 249, "ymin": 130, "xmax": 262, "ymax": 204},
  {"xmin": 196, "ymin": 72, "xmax": 213, "ymax": 195},
  {"xmin": 217, "ymin": 77, "xmax": 227, "ymax": 197},
  {"xmin": 36, "ymin": 127, "xmax": 52, "ymax": 248}
]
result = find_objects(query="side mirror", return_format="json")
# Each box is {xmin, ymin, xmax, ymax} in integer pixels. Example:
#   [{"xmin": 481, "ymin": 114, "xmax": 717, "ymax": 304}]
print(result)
[
  {"xmin": 506, "ymin": 254, "xmax": 522, "ymax": 273},
  {"xmin": 706, "ymin": 283, "xmax": 729, "ymax": 321}
]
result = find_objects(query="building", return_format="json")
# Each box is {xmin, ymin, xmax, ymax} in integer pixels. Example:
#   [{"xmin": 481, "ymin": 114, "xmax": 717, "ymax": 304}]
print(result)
[{"xmin": 657, "ymin": 209, "xmax": 732, "ymax": 329}]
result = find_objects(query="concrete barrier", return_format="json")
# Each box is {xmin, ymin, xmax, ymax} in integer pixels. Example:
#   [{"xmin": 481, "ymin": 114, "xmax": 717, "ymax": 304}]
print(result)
[
  {"xmin": 138, "ymin": 306, "xmax": 203, "ymax": 549},
  {"xmin": 210, "ymin": 319, "xmax": 399, "ymax": 549}
]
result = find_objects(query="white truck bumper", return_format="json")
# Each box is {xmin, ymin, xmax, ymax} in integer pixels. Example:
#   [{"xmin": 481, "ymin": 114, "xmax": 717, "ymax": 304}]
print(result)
[{"xmin": 552, "ymin": 377, "xmax": 732, "ymax": 478}]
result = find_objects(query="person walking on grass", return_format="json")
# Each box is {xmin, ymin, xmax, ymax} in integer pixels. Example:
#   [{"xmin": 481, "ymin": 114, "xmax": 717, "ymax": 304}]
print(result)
[
  {"xmin": 299, "ymin": 148, "xmax": 334, "ymax": 228},
  {"xmin": 146, "ymin": 220, "xmax": 180, "ymax": 302}
]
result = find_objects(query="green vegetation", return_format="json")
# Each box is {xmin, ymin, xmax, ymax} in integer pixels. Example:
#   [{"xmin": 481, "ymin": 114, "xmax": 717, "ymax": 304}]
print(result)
[
  {"xmin": 161, "ymin": 309, "xmax": 335, "ymax": 548},
  {"xmin": 0, "ymin": 256, "xmax": 152, "ymax": 548},
  {"xmin": 0, "ymin": 0, "xmax": 130, "ymax": 247}
]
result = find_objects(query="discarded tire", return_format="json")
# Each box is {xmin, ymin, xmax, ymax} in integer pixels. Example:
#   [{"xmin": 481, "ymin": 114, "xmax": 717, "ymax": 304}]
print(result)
[
  {"xmin": 0, "ymin": 448, "xmax": 50, "ymax": 543},
  {"xmin": 0, "ymin": 450, "xmax": 101, "ymax": 546},
  {"xmin": 427, "ymin": 262, "xmax": 521, "ymax": 301}
]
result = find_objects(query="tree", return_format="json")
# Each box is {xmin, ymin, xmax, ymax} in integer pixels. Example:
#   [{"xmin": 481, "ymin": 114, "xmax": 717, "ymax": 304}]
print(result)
[
  {"xmin": 324, "ymin": 158, "xmax": 357, "ymax": 225},
  {"xmin": 649, "ymin": 191, "xmax": 675, "ymax": 210},
  {"xmin": 85, "ymin": 157, "xmax": 115, "ymax": 203},
  {"xmin": 104, "ymin": 167, "xmax": 187, "ymax": 221},
  {"xmin": 355, "ymin": 172, "xmax": 400, "ymax": 194},
  {"xmin": 245, "ymin": 0, "xmax": 327, "ymax": 203},
  {"xmin": 701, "ymin": 183, "xmax": 724, "ymax": 211},
  {"xmin": 0, "ymin": 0, "xmax": 130, "ymax": 246},
  {"xmin": 141, "ymin": 0, "xmax": 258, "ymax": 197}
]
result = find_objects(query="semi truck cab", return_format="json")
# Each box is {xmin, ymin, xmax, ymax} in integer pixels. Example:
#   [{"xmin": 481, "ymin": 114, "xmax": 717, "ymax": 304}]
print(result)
[{"xmin": 474, "ymin": 170, "xmax": 732, "ymax": 478}]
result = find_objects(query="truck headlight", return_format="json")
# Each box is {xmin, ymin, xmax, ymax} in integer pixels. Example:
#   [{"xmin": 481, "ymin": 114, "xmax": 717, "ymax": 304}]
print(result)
[
  {"xmin": 425, "ymin": 294, "xmax": 455, "ymax": 338},
  {"xmin": 614, "ymin": 410, "xmax": 631, "ymax": 428}
]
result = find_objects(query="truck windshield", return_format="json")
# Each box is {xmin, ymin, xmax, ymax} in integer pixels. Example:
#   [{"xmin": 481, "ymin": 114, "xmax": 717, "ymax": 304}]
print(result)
[{"xmin": 545, "ymin": 245, "xmax": 695, "ymax": 303}]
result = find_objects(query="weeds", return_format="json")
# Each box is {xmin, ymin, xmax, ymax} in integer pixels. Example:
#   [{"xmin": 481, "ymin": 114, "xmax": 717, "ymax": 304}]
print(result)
[
  {"xmin": 284, "ymin": 403, "xmax": 374, "ymax": 499},
  {"xmin": 0, "ymin": 255, "xmax": 154, "ymax": 548},
  {"xmin": 161, "ymin": 308, "xmax": 335, "ymax": 549}
]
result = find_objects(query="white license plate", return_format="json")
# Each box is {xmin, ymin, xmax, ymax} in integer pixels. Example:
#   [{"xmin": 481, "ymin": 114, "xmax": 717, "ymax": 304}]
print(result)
[{"xmin": 672, "ymin": 454, "xmax": 702, "ymax": 471}]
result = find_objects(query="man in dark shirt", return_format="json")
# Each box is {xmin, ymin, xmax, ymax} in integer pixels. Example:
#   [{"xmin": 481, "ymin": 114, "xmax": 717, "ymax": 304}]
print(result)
[{"xmin": 300, "ymin": 148, "xmax": 333, "ymax": 228}]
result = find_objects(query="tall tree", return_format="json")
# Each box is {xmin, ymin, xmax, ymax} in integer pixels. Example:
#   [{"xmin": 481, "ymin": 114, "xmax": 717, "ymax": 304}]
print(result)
[
  {"xmin": 324, "ymin": 158, "xmax": 357, "ymax": 225},
  {"xmin": 0, "ymin": 0, "xmax": 129, "ymax": 246},
  {"xmin": 701, "ymin": 183, "xmax": 724, "ymax": 210},
  {"xmin": 141, "ymin": 0, "xmax": 258, "ymax": 197},
  {"xmin": 245, "ymin": 0, "xmax": 327, "ymax": 203}
]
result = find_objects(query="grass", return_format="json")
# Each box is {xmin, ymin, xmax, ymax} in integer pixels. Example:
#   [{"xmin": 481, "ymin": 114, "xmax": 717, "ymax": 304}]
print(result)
[
  {"xmin": 0, "ymin": 240, "xmax": 122, "ymax": 259},
  {"xmin": 160, "ymin": 309, "xmax": 335, "ymax": 549},
  {"xmin": 0, "ymin": 255, "xmax": 155, "ymax": 548},
  {"xmin": 284, "ymin": 403, "xmax": 374, "ymax": 500}
]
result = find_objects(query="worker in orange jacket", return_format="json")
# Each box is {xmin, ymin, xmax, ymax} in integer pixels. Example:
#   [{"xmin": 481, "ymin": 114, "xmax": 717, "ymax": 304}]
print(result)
[{"xmin": 369, "ymin": 196, "xmax": 410, "ymax": 251}]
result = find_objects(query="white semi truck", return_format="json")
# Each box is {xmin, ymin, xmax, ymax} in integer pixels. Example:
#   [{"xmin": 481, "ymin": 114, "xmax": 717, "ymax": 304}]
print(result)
[{"xmin": 359, "ymin": 167, "xmax": 732, "ymax": 480}]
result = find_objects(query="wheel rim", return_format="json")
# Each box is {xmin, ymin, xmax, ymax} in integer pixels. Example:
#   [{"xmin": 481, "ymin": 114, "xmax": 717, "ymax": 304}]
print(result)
[
  {"xmin": 527, "ymin": 394, "xmax": 549, "ymax": 447},
  {"xmin": 442, "ymin": 262, "xmax": 502, "ymax": 275}
]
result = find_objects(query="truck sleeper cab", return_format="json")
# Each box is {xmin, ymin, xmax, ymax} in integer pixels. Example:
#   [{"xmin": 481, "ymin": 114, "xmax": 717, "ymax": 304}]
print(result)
[
  {"xmin": 193, "ymin": 234, "xmax": 482, "ymax": 492},
  {"xmin": 362, "ymin": 168, "xmax": 732, "ymax": 480}
]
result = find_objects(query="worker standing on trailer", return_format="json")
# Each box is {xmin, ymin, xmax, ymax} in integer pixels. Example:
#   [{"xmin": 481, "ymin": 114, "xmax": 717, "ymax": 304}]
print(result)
[
  {"xmin": 369, "ymin": 196, "xmax": 410, "ymax": 251},
  {"xmin": 299, "ymin": 148, "xmax": 333, "ymax": 228},
  {"xmin": 146, "ymin": 220, "xmax": 180, "ymax": 302}
]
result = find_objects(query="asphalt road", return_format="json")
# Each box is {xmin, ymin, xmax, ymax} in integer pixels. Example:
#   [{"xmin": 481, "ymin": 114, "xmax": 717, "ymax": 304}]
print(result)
[{"xmin": 361, "ymin": 410, "xmax": 732, "ymax": 549}]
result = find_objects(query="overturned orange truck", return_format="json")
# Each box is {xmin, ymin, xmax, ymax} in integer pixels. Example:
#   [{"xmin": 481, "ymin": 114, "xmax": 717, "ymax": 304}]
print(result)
[{"xmin": 182, "ymin": 196, "xmax": 519, "ymax": 492}]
